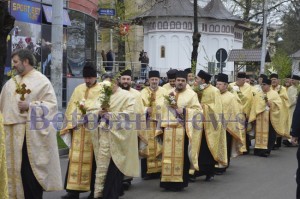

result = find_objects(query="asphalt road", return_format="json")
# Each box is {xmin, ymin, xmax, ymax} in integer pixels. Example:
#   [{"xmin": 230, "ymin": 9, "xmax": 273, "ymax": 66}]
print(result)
[{"xmin": 44, "ymin": 146, "xmax": 298, "ymax": 199}]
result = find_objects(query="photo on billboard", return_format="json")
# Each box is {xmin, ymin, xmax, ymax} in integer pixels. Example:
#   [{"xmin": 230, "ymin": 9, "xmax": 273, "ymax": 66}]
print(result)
[{"xmin": 11, "ymin": 21, "xmax": 42, "ymax": 69}]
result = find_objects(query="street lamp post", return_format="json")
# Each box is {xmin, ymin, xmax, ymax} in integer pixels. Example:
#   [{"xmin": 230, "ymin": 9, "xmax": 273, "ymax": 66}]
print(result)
[{"xmin": 260, "ymin": 0, "xmax": 268, "ymax": 75}]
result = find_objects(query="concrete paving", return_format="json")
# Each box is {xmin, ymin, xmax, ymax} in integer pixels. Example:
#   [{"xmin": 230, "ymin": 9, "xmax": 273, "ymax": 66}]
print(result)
[{"xmin": 44, "ymin": 147, "xmax": 298, "ymax": 199}]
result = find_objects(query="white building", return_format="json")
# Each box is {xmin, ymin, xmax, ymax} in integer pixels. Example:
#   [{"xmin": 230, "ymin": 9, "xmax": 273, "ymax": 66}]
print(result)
[
  {"xmin": 136, "ymin": 0, "xmax": 246, "ymax": 78},
  {"xmin": 291, "ymin": 50, "xmax": 300, "ymax": 75}
]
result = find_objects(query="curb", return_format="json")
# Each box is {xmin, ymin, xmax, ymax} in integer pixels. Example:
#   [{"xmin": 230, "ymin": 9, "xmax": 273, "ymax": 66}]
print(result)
[{"xmin": 59, "ymin": 148, "xmax": 69, "ymax": 156}]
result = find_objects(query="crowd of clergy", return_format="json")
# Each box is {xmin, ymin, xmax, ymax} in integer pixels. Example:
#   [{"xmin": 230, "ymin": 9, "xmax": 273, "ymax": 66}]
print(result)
[{"xmin": 0, "ymin": 49, "xmax": 300, "ymax": 199}]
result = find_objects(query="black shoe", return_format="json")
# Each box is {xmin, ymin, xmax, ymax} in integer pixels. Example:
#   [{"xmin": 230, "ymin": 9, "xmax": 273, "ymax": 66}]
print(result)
[
  {"xmin": 61, "ymin": 192, "xmax": 79, "ymax": 199},
  {"xmin": 205, "ymin": 174, "xmax": 214, "ymax": 182},
  {"xmin": 283, "ymin": 140, "xmax": 293, "ymax": 147},
  {"xmin": 189, "ymin": 174, "xmax": 196, "ymax": 182}
]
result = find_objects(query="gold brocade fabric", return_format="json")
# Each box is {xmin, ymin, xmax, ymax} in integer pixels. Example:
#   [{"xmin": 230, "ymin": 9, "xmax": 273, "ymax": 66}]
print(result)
[
  {"xmin": 161, "ymin": 88, "xmax": 203, "ymax": 178},
  {"xmin": 255, "ymin": 111, "xmax": 269, "ymax": 149},
  {"xmin": 161, "ymin": 127, "xmax": 185, "ymax": 182},
  {"xmin": 60, "ymin": 83, "xmax": 102, "ymax": 191},
  {"xmin": 220, "ymin": 91, "xmax": 244, "ymax": 155},
  {"xmin": 162, "ymin": 83, "xmax": 174, "ymax": 91},
  {"xmin": 140, "ymin": 86, "xmax": 167, "ymax": 173},
  {"xmin": 288, "ymin": 85, "xmax": 299, "ymax": 127},
  {"xmin": 271, "ymin": 85, "xmax": 291, "ymax": 136},
  {"xmin": 200, "ymin": 85, "xmax": 227, "ymax": 166},
  {"xmin": 0, "ymin": 113, "xmax": 8, "ymax": 199},
  {"xmin": 66, "ymin": 128, "xmax": 94, "ymax": 191},
  {"xmin": 229, "ymin": 82, "xmax": 254, "ymax": 119},
  {"xmin": 94, "ymin": 88, "xmax": 139, "ymax": 178},
  {"xmin": 0, "ymin": 70, "xmax": 63, "ymax": 198},
  {"xmin": 249, "ymin": 90, "xmax": 287, "ymax": 138}
]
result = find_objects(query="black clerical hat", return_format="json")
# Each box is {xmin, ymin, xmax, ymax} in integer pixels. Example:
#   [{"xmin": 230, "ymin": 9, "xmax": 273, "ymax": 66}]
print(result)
[
  {"xmin": 262, "ymin": 78, "xmax": 271, "ymax": 85},
  {"xmin": 120, "ymin": 69, "xmax": 132, "ymax": 77},
  {"xmin": 176, "ymin": 70, "xmax": 187, "ymax": 80},
  {"xmin": 269, "ymin": 73, "xmax": 278, "ymax": 79},
  {"xmin": 197, "ymin": 70, "xmax": 212, "ymax": 82},
  {"xmin": 149, "ymin": 70, "xmax": 160, "ymax": 78},
  {"xmin": 184, "ymin": 68, "xmax": 192, "ymax": 74},
  {"xmin": 217, "ymin": 73, "xmax": 228, "ymax": 83},
  {"xmin": 259, "ymin": 74, "xmax": 267, "ymax": 79},
  {"xmin": 292, "ymin": 75, "xmax": 300, "ymax": 81},
  {"xmin": 167, "ymin": 69, "xmax": 178, "ymax": 79},
  {"xmin": 237, "ymin": 72, "xmax": 246, "ymax": 78},
  {"xmin": 83, "ymin": 63, "xmax": 97, "ymax": 77}
]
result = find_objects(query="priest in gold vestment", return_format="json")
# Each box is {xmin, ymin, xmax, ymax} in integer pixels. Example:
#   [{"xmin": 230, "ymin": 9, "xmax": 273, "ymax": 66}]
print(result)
[
  {"xmin": 229, "ymin": 72, "xmax": 255, "ymax": 153},
  {"xmin": 93, "ymin": 76, "xmax": 139, "ymax": 199},
  {"xmin": 270, "ymin": 73, "xmax": 291, "ymax": 149},
  {"xmin": 60, "ymin": 64, "xmax": 101, "ymax": 199},
  {"xmin": 249, "ymin": 78, "xmax": 286, "ymax": 157},
  {"xmin": 140, "ymin": 71, "xmax": 167, "ymax": 179},
  {"xmin": 194, "ymin": 70, "xmax": 227, "ymax": 181},
  {"xmin": 216, "ymin": 73, "xmax": 244, "ymax": 172},
  {"xmin": 0, "ymin": 49, "xmax": 62, "ymax": 198},
  {"xmin": 160, "ymin": 70, "xmax": 203, "ymax": 190},
  {"xmin": 0, "ymin": 112, "xmax": 8, "ymax": 199},
  {"xmin": 118, "ymin": 69, "xmax": 146, "ymax": 187}
]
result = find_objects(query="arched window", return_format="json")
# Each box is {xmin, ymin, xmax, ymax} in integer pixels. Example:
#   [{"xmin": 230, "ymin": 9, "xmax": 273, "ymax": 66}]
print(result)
[
  {"xmin": 152, "ymin": 22, "xmax": 156, "ymax": 29},
  {"xmin": 209, "ymin": 25, "xmax": 214, "ymax": 32},
  {"xmin": 176, "ymin": 21, "xmax": 181, "ymax": 29},
  {"xmin": 221, "ymin": 25, "xmax": 225, "ymax": 32},
  {"xmin": 170, "ymin": 21, "xmax": 175, "ymax": 29},
  {"xmin": 161, "ymin": 46, "xmax": 165, "ymax": 58},
  {"xmin": 226, "ymin": 25, "xmax": 230, "ymax": 33},
  {"xmin": 158, "ymin": 22, "xmax": 162, "ymax": 29},
  {"xmin": 215, "ymin": 25, "xmax": 220, "ymax": 32},
  {"xmin": 163, "ymin": 21, "xmax": 168, "ymax": 29},
  {"xmin": 188, "ymin": 22, "xmax": 192, "ymax": 30},
  {"xmin": 183, "ymin": 22, "xmax": 187, "ymax": 29}
]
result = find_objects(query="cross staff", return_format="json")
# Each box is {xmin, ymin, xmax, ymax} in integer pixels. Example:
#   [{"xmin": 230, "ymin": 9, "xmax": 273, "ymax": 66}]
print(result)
[{"xmin": 16, "ymin": 83, "xmax": 31, "ymax": 101}]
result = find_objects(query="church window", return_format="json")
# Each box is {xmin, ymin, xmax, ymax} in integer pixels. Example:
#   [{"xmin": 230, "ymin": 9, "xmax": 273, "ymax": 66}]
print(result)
[
  {"xmin": 170, "ymin": 21, "xmax": 175, "ymax": 29},
  {"xmin": 226, "ymin": 25, "xmax": 230, "ymax": 33},
  {"xmin": 183, "ymin": 22, "xmax": 187, "ymax": 29},
  {"xmin": 209, "ymin": 25, "xmax": 214, "ymax": 32},
  {"xmin": 188, "ymin": 22, "xmax": 192, "ymax": 30},
  {"xmin": 161, "ymin": 46, "xmax": 165, "ymax": 58},
  {"xmin": 158, "ymin": 22, "xmax": 162, "ymax": 29},
  {"xmin": 163, "ymin": 21, "xmax": 168, "ymax": 29},
  {"xmin": 152, "ymin": 22, "xmax": 156, "ymax": 29},
  {"xmin": 231, "ymin": 26, "xmax": 234, "ymax": 33},
  {"xmin": 221, "ymin": 25, "xmax": 225, "ymax": 32},
  {"xmin": 176, "ymin": 21, "xmax": 181, "ymax": 29},
  {"xmin": 215, "ymin": 25, "xmax": 220, "ymax": 32}
]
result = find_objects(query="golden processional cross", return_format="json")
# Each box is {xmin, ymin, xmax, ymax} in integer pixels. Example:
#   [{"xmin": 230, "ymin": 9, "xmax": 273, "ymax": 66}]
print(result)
[{"xmin": 16, "ymin": 83, "xmax": 31, "ymax": 113}]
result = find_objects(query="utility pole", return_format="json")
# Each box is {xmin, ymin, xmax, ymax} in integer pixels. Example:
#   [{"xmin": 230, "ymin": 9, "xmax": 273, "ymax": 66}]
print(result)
[
  {"xmin": 191, "ymin": 0, "xmax": 201, "ymax": 74},
  {"xmin": 260, "ymin": 0, "xmax": 268, "ymax": 74},
  {"xmin": 51, "ymin": 0, "xmax": 63, "ymax": 111}
]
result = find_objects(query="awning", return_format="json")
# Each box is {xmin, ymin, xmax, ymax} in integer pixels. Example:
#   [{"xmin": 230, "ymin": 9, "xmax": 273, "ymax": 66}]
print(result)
[{"xmin": 42, "ymin": 5, "xmax": 71, "ymax": 26}]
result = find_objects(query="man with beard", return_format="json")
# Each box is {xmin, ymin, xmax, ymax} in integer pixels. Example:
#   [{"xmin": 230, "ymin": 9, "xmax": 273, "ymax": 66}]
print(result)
[
  {"xmin": 184, "ymin": 68, "xmax": 195, "ymax": 87},
  {"xmin": 216, "ymin": 73, "xmax": 244, "ymax": 173},
  {"xmin": 249, "ymin": 78, "xmax": 286, "ymax": 157},
  {"xmin": 60, "ymin": 63, "xmax": 102, "ymax": 199},
  {"xmin": 118, "ymin": 69, "xmax": 146, "ymax": 188},
  {"xmin": 160, "ymin": 70, "xmax": 202, "ymax": 191},
  {"xmin": 229, "ymin": 72, "xmax": 255, "ymax": 153},
  {"xmin": 270, "ymin": 73, "xmax": 291, "ymax": 149},
  {"xmin": 163, "ymin": 69, "xmax": 178, "ymax": 91},
  {"xmin": 193, "ymin": 70, "xmax": 227, "ymax": 181},
  {"xmin": 93, "ymin": 74, "xmax": 139, "ymax": 199},
  {"xmin": 0, "ymin": 49, "xmax": 62, "ymax": 198},
  {"xmin": 140, "ymin": 71, "xmax": 167, "ymax": 179}
]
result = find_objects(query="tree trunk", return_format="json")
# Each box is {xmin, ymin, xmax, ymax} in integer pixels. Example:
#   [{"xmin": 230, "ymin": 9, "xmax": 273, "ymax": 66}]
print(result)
[
  {"xmin": 191, "ymin": 0, "xmax": 201, "ymax": 74},
  {"xmin": 0, "ymin": 1, "xmax": 15, "ymax": 92}
]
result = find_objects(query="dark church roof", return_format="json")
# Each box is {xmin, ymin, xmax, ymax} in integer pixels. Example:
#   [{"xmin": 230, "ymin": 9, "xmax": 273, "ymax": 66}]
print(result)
[
  {"xmin": 201, "ymin": 0, "xmax": 243, "ymax": 22},
  {"xmin": 135, "ymin": 0, "xmax": 243, "ymax": 22},
  {"xmin": 290, "ymin": 50, "xmax": 300, "ymax": 58}
]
